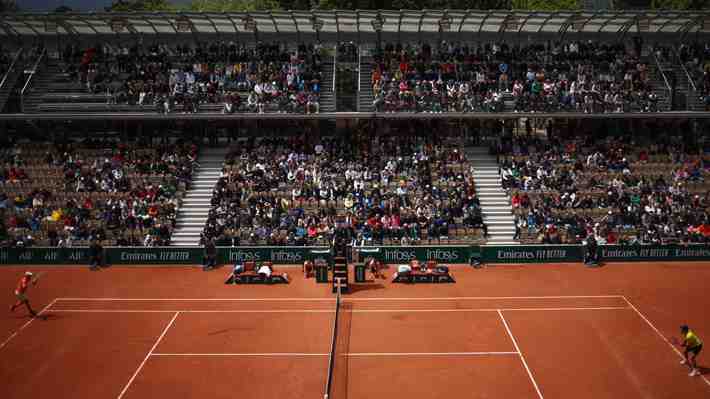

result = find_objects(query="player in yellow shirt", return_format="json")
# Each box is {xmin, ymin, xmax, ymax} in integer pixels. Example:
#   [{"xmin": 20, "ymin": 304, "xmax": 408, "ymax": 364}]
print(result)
[{"xmin": 679, "ymin": 325, "xmax": 703, "ymax": 377}]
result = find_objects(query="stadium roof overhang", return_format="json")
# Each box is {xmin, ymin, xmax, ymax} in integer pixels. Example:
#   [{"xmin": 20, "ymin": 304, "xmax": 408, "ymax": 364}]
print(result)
[{"xmin": 0, "ymin": 10, "xmax": 708, "ymax": 37}]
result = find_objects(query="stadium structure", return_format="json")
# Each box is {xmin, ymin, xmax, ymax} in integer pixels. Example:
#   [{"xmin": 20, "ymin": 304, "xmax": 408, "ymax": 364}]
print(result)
[{"xmin": 0, "ymin": 9, "xmax": 708, "ymax": 249}]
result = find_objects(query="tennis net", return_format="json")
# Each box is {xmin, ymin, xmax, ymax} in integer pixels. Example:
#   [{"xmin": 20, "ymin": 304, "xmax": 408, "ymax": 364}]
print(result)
[{"xmin": 323, "ymin": 278, "xmax": 343, "ymax": 399}]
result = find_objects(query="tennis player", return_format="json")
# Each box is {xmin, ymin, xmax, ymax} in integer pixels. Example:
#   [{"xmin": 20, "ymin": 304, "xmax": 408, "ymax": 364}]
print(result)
[
  {"xmin": 10, "ymin": 271, "xmax": 38, "ymax": 317},
  {"xmin": 679, "ymin": 325, "xmax": 703, "ymax": 377}
]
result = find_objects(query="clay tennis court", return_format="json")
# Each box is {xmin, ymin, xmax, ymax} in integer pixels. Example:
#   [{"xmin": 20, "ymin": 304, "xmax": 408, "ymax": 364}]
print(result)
[{"xmin": 1, "ymin": 261, "xmax": 710, "ymax": 399}]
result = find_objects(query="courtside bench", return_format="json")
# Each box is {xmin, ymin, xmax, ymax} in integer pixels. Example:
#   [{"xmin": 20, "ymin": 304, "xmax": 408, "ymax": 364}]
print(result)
[
  {"xmin": 392, "ymin": 260, "xmax": 455, "ymax": 284},
  {"xmin": 225, "ymin": 261, "xmax": 289, "ymax": 284}
]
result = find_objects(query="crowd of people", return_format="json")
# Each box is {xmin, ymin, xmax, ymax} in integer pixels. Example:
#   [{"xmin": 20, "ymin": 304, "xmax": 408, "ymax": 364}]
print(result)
[
  {"xmin": 497, "ymin": 134, "xmax": 710, "ymax": 245},
  {"xmin": 0, "ymin": 140, "xmax": 198, "ymax": 248},
  {"xmin": 371, "ymin": 39, "xmax": 657, "ymax": 113},
  {"xmin": 200, "ymin": 130, "xmax": 488, "ymax": 247},
  {"xmin": 60, "ymin": 41, "xmax": 323, "ymax": 114}
]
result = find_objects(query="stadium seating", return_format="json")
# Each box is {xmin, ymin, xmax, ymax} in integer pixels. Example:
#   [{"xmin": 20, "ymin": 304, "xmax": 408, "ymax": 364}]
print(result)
[
  {"xmin": 0, "ymin": 141, "xmax": 197, "ymax": 247},
  {"xmin": 29, "ymin": 42, "xmax": 323, "ymax": 114},
  {"xmin": 497, "ymin": 135, "xmax": 710, "ymax": 244},
  {"xmin": 370, "ymin": 40, "xmax": 656, "ymax": 113},
  {"xmin": 199, "ymin": 133, "xmax": 487, "ymax": 247}
]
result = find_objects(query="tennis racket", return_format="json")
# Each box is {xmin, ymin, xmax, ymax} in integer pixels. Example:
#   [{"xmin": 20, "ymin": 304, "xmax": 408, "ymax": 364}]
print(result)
[
  {"xmin": 32, "ymin": 271, "xmax": 45, "ymax": 284},
  {"xmin": 670, "ymin": 336, "xmax": 681, "ymax": 346}
]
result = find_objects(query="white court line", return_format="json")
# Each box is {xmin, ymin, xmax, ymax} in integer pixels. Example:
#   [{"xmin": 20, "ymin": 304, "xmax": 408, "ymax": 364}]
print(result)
[
  {"xmin": 350, "ymin": 307, "xmax": 630, "ymax": 313},
  {"xmin": 0, "ymin": 298, "xmax": 58, "ymax": 351},
  {"xmin": 498, "ymin": 310, "xmax": 544, "ymax": 399},
  {"xmin": 45, "ymin": 306, "xmax": 630, "ymax": 314},
  {"xmin": 117, "ymin": 312, "xmax": 180, "ymax": 399},
  {"xmin": 152, "ymin": 352, "xmax": 329, "ymax": 357},
  {"xmin": 55, "ymin": 295, "xmax": 624, "ymax": 302},
  {"xmin": 47, "ymin": 309, "xmax": 333, "ymax": 313},
  {"xmin": 150, "ymin": 352, "xmax": 519, "ymax": 357},
  {"xmin": 343, "ymin": 351, "xmax": 520, "ymax": 357},
  {"xmin": 57, "ymin": 297, "xmax": 335, "ymax": 302},
  {"xmin": 622, "ymin": 296, "xmax": 710, "ymax": 388}
]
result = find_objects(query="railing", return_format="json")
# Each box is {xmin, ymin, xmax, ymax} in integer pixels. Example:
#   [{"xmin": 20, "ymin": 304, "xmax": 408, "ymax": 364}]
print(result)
[
  {"xmin": 651, "ymin": 51, "xmax": 672, "ymax": 111},
  {"xmin": 674, "ymin": 49, "xmax": 698, "ymax": 92},
  {"xmin": 672, "ymin": 47, "xmax": 699, "ymax": 110},
  {"xmin": 0, "ymin": 48, "xmax": 23, "ymax": 92},
  {"xmin": 331, "ymin": 44, "xmax": 337, "ymax": 111},
  {"xmin": 20, "ymin": 47, "xmax": 46, "ymax": 113},
  {"xmin": 357, "ymin": 45, "xmax": 361, "ymax": 111}
]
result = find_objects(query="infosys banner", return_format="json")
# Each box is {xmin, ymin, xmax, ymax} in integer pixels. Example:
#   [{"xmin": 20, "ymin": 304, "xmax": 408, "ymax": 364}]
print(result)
[
  {"xmin": 481, "ymin": 245, "xmax": 582, "ymax": 263},
  {"xmin": 599, "ymin": 245, "xmax": 710, "ymax": 262},
  {"xmin": 357, "ymin": 246, "xmax": 471, "ymax": 263},
  {"xmin": 219, "ymin": 246, "xmax": 329, "ymax": 264}
]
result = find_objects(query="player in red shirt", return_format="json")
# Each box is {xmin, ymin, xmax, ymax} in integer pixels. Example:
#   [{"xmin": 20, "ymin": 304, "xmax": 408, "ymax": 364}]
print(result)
[{"xmin": 10, "ymin": 271, "xmax": 37, "ymax": 317}]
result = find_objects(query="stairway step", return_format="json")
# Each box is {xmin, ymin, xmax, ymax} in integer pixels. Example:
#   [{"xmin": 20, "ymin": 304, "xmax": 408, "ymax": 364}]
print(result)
[
  {"xmin": 481, "ymin": 205, "xmax": 512, "ymax": 211},
  {"xmin": 182, "ymin": 203, "xmax": 212, "ymax": 208},
  {"xmin": 177, "ymin": 217, "xmax": 207, "ymax": 223},
  {"xmin": 173, "ymin": 230, "xmax": 203, "ymax": 235},
  {"xmin": 487, "ymin": 228, "xmax": 515, "ymax": 233},
  {"xmin": 483, "ymin": 211, "xmax": 512, "ymax": 217}
]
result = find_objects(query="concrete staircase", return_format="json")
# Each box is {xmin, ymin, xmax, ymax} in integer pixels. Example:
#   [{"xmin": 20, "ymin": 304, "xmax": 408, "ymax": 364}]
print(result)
[
  {"xmin": 320, "ymin": 60, "xmax": 336, "ymax": 113},
  {"xmin": 358, "ymin": 57, "xmax": 374, "ymax": 112},
  {"xmin": 171, "ymin": 147, "xmax": 228, "ymax": 246},
  {"xmin": 466, "ymin": 147, "xmax": 517, "ymax": 244}
]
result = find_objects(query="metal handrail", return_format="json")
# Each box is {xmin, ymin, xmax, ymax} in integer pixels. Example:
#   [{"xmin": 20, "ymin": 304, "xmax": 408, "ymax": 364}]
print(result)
[
  {"xmin": 652, "ymin": 50, "xmax": 672, "ymax": 92},
  {"xmin": 20, "ymin": 47, "xmax": 46, "ymax": 113},
  {"xmin": 357, "ymin": 45, "xmax": 361, "ymax": 111},
  {"xmin": 0, "ymin": 48, "xmax": 23, "ymax": 91},
  {"xmin": 673, "ymin": 47, "xmax": 697, "ymax": 92},
  {"xmin": 331, "ymin": 44, "xmax": 337, "ymax": 110},
  {"xmin": 651, "ymin": 50, "xmax": 672, "ymax": 110}
]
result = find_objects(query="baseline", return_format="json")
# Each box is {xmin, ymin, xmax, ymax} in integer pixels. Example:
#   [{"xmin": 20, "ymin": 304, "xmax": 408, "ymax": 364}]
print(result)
[
  {"xmin": 150, "ymin": 351, "xmax": 520, "ymax": 357},
  {"xmin": 56, "ymin": 295, "xmax": 624, "ymax": 302},
  {"xmin": 45, "ymin": 306, "xmax": 631, "ymax": 313}
]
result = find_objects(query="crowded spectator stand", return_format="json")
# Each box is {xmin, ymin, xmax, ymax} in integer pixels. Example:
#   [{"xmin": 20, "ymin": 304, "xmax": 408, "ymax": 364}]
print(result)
[
  {"xmin": 58, "ymin": 41, "xmax": 323, "ymax": 115},
  {"xmin": 496, "ymin": 133, "xmax": 710, "ymax": 245},
  {"xmin": 0, "ymin": 139, "xmax": 197, "ymax": 248},
  {"xmin": 200, "ymin": 130, "xmax": 485, "ymax": 248},
  {"xmin": 370, "ymin": 39, "xmax": 655, "ymax": 114}
]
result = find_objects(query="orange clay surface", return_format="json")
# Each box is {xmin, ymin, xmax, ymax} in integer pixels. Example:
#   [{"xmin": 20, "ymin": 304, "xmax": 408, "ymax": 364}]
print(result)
[{"xmin": 1, "ymin": 261, "xmax": 710, "ymax": 399}]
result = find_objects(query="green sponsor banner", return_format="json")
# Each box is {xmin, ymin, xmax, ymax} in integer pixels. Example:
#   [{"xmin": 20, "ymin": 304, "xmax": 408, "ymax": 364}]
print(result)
[
  {"xmin": 0, "ymin": 247, "xmax": 91, "ymax": 264},
  {"xmin": 482, "ymin": 245, "xmax": 582, "ymax": 263},
  {"xmin": 358, "ymin": 246, "xmax": 471, "ymax": 263},
  {"xmin": 599, "ymin": 245, "xmax": 710, "ymax": 261},
  {"xmin": 5, "ymin": 244, "xmax": 705, "ymax": 265},
  {"xmin": 106, "ymin": 247, "xmax": 202, "ymax": 264},
  {"xmin": 219, "ymin": 246, "xmax": 329, "ymax": 264},
  {"xmin": 0, "ymin": 246, "xmax": 329, "ymax": 265}
]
